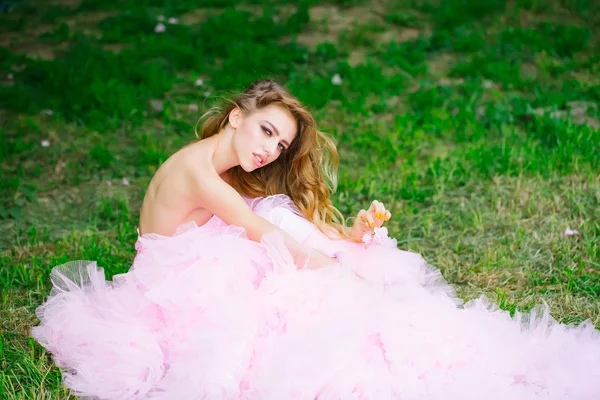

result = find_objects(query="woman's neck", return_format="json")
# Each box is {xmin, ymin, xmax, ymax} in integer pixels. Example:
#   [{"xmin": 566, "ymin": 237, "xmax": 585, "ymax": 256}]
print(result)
[{"xmin": 209, "ymin": 126, "xmax": 238, "ymax": 175}]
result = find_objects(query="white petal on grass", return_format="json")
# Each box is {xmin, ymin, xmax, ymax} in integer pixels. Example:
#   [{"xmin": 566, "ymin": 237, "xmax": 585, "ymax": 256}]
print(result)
[
  {"xmin": 158, "ymin": 15, "xmax": 165, "ymax": 21},
  {"xmin": 155, "ymin": 23, "xmax": 166, "ymax": 33},
  {"xmin": 150, "ymin": 99, "xmax": 164, "ymax": 112},
  {"xmin": 41, "ymin": 109, "xmax": 53, "ymax": 116},
  {"xmin": 122, "ymin": 178, "xmax": 130, "ymax": 186},
  {"xmin": 168, "ymin": 17, "xmax": 178, "ymax": 24},
  {"xmin": 106, "ymin": 181, "xmax": 112, "ymax": 186},
  {"xmin": 331, "ymin": 73, "xmax": 342, "ymax": 85},
  {"xmin": 204, "ymin": 91, "xmax": 211, "ymax": 97},
  {"xmin": 188, "ymin": 104, "xmax": 199, "ymax": 111},
  {"xmin": 195, "ymin": 78, "xmax": 204, "ymax": 86},
  {"xmin": 7, "ymin": 73, "xmax": 13, "ymax": 80},
  {"xmin": 41, "ymin": 140, "xmax": 50, "ymax": 147},
  {"xmin": 565, "ymin": 227, "xmax": 580, "ymax": 236}
]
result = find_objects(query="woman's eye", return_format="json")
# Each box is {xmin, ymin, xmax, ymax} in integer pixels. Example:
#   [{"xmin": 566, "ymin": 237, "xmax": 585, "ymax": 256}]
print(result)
[
  {"xmin": 278, "ymin": 143, "xmax": 285, "ymax": 152},
  {"xmin": 262, "ymin": 126, "xmax": 272, "ymax": 136}
]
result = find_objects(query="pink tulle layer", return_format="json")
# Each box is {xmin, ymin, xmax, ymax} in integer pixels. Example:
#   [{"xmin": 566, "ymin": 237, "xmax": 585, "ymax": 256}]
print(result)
[{"xmin": 32, "ymin": 195, "xmax": 600, "ymax": 399}]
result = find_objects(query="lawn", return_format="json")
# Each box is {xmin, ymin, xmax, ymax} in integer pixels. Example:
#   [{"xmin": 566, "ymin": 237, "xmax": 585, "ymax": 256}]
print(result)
[{"xmin": 1, "ymin": 0, "xmax": 599, "ymax": 398}]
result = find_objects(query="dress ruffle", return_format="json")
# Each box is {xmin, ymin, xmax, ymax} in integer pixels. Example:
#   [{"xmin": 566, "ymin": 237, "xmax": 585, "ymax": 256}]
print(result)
[{"xmin": 32, "ymin": 195, "xmax": 600, "ymax": 399}]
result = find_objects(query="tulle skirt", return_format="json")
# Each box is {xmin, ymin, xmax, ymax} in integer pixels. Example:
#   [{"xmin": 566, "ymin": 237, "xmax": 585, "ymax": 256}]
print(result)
[{"xmin": 32, "ymin": 195, "xmax": 600, "ymax": 399}]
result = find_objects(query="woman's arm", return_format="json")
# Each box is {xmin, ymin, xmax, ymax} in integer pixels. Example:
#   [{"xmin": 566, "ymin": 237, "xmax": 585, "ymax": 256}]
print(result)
[{"xmin": 193, "ymin": 172, "xmax": 335, "ymax": 270}]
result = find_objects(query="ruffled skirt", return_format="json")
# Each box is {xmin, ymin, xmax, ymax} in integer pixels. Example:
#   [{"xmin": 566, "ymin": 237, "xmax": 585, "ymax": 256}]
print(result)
[{"xmin": 32, "ymin": 195, "xmax": 600, "ymax": 399}]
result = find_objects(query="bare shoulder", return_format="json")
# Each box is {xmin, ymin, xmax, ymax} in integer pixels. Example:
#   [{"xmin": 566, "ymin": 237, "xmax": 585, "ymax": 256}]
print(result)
[
  {"xmin": 176, "ymin": 140, "xmax": 272, "ymax": 241},
  {"xmin": 181, "ymin": 141, "xmax": 222, "ymax": 194},
  {"xmin": 188, "ymin": 160, "xmax": 232, "ymax": 201},
  {"xmin": 186, "ymin": 162, "xmax": 256, "ymax": 227},
  {"xmin": 179, "ymin": 141, "xmax": 239, "ymax": 209}
]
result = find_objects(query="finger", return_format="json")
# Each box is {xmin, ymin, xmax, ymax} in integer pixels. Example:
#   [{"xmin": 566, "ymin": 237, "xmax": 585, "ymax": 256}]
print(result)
[
  {"xmin": 375, "ymin": 202, "xmax": 385, "ymax": 221},
  {"xmin": 375, "ymin": 201, "xmax": 387, "ymax": 226},
  {"xmin": 366, "ymin": 212, "xmax": 376, "ymax": 229},
  {"xmin": 369, "ymin": 200, "xmax": 379, "ymax": 217},
  {"xmin": 357, "ymin": 209, "xmax": 370, "ymax": 229},
  {"xmin": 378, "ymin": 208, "xmax": 386, "ymax": 227},
  {"xmin": 369, "ymin": 200, "xmax": 378, "ymax": 214}
]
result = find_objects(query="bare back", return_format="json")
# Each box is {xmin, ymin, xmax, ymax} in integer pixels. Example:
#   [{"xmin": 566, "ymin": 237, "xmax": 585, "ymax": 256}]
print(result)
[{"xmin": 139, "ymin": 139, "xmax": 231, "ymax": 236}]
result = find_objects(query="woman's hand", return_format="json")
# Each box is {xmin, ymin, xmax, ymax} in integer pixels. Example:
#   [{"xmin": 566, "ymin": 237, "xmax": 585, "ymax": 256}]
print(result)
[
  {"xmin": 304, "ymin": 249, "xmax": 338, "ymax": 270},
  {"xmin": 292, "ymin": 245, "xmax": 337, "ymax": 270},
  {"xmin": 350, "ymin": 200, "xmax": 391, "ymax": 240}
]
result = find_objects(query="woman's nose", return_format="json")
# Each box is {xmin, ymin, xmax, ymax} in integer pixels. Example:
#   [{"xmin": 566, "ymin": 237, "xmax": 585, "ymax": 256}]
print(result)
[{"xmin": 264, "ymin": 141, "xmax": 277, "ymax": 156}]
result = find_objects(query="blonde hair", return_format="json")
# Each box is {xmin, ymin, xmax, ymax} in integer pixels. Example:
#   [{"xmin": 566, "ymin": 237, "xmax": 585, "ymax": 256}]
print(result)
[{"xmin": 196, "ymin": 79, "xmax": 355, "ymax": 241}]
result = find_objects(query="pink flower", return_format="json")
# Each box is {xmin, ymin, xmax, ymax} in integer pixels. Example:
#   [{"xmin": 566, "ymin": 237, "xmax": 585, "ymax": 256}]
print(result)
[
  {"xmin": 565, "ymin": 227, "xmax": 580, "ymax": 236},
  {"xmin": 372, "ymin": 227, "xmax": 389, "ymax": 243},
  {"xmin": 362, "ymin": 231, "xmax": 373, "ymax": 245},
  {"xmin": 41, "ymin": 140, "xmax": 50, "ymax": 147},
  {"xmin": 122, "ymin": 178, "xmax": 130, "ymax": 186},
  {"xmin": 362, "ymin": 227, "xmax": 390, "ymax": 247},
  {"xmin": 155, "ymin": 23, "xmax": 166, "ymax": 33},
  {"xmin": 195, "ymin": 78, "xmax": 204, "ymax": 86},
  {"xmin": 188, "ymin": 104, "xmax": 199, "ymax": 111}
]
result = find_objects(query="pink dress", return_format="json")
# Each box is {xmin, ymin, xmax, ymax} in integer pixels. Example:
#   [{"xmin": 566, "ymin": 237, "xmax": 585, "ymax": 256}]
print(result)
[{"xmin": 32, "ymin": 195, "xmax": 600, "ymax": 399}]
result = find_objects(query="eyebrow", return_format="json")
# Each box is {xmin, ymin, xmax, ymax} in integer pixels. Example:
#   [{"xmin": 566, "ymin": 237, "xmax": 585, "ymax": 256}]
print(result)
[{"xmin": 264, "ymin": 120, "xmax": 290, "ymax": 148}]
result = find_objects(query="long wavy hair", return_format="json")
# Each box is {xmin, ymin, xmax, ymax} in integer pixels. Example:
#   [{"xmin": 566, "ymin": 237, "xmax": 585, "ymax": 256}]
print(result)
[{"xmin": 195, "ymin": 79, "xmax": 354, "ymax": 241}]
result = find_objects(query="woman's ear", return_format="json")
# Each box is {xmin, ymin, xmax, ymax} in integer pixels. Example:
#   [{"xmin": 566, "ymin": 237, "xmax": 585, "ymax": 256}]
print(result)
[{"xmin": 229, "ymin": 107, "xmax": 243, "ymax": 129}]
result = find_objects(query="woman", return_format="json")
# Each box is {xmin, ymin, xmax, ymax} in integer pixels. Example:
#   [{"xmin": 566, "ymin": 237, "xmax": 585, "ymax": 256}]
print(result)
[{"xmin": 32, "ymin": 80, "xmax": 600, "ymax": 399}]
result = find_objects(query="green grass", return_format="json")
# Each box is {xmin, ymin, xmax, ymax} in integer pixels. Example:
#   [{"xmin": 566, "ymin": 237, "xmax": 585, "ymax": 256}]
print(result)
[{"xmin": 1, "ymin": 0, "xmax": 599, "ymax": 397}]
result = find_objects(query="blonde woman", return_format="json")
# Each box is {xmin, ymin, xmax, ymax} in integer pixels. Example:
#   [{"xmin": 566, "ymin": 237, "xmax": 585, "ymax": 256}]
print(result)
[{"xmin": 33, "ymin": 80, "xmax": 600, "ymax": 399}]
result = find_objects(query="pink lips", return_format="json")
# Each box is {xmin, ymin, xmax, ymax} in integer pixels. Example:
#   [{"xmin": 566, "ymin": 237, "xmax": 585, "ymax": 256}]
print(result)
[{"xmin": 252, "ymin": 153, "xmax": 265, "ymax": 167}]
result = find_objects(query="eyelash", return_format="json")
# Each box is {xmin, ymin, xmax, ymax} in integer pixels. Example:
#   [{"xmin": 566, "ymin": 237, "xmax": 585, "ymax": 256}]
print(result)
[{"xmin": 262, "ymin": 126, "xmax": 286, "ymax": 152}]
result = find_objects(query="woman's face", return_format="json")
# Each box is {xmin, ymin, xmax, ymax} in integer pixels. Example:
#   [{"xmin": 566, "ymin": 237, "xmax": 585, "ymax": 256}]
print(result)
[{"xmin": 230, "ymin": 104, "xmax": 297, "ymax": 172}]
